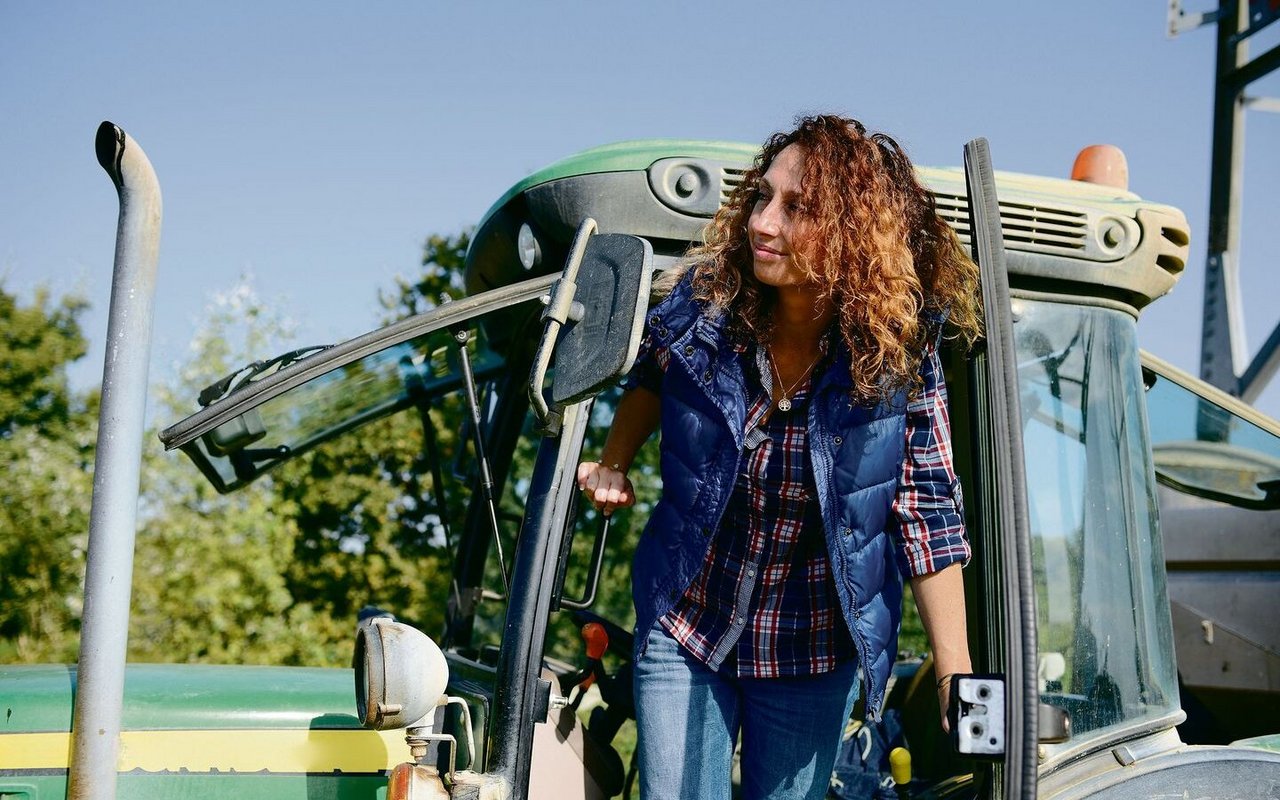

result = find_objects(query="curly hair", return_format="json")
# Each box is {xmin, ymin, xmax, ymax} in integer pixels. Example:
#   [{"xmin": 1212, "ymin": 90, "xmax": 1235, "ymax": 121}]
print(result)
[{"xmin": 679, "ymin": 114, "xmax": 983, "ymax": 401}]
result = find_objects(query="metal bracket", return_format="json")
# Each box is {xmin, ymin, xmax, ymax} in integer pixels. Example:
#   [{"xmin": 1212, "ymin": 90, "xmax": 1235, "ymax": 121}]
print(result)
[
  {"xmin": 534, "ymin": 677, "xmax": 553, "ymax": 723},
  {"xmin": 406, "ymin": 729, "xmax": 458, "ymax": 785},
  {"xmin": 540, "ymin": 290, "xmax": 586, "ymax": 326},
  {"xmin": 406, "ymin": 696, "xmax": 476, "ymax": 783},
  {"xmin": 529, "ymin": 218, "xmax": 597, "ymax": 427},
  {"xmin": 1038, "ymin": 704, "xmax": 1072, "ymax": 744},
  {"xmin": 949, "ymin": 675, "xmax": 1007, "ymax": 757},
  {"xmin": 1167, "ymin": 0, "xmax": 1221, "ymax": 37}
]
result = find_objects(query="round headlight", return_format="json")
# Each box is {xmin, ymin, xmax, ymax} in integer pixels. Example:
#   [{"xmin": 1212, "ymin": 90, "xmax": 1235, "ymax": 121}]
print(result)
[
  {"xmin": 518, "ymin": 223, "xmax": 541, "ymax": 270},
  {"xmin": 354, "ymin": 618, "xmax": 449, "ymax": 730}
]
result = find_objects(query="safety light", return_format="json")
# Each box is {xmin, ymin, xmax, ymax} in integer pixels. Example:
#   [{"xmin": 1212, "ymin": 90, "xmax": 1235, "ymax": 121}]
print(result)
[
  {"xmin": 354, "ymin": 617, "xmax": 449, "ymax": 730},
  {"xmin": 1070, "ymin": 144, "xmax": 1129, "ymax": 191},
  {"xmin": 386, "ymin": 761, "xmax": 446, "ymax": 800}
]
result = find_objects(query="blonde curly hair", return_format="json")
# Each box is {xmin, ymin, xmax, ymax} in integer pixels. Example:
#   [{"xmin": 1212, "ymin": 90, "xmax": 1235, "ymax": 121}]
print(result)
[{"xmin": 679, "ymin": 114, "xmax": 982, "ymax": 401}]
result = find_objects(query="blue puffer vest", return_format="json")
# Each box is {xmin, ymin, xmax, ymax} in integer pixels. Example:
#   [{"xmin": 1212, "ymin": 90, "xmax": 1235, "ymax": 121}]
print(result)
[{"xmin": 631, "ymin": 277, "xmax": 909, "ymax": 719}]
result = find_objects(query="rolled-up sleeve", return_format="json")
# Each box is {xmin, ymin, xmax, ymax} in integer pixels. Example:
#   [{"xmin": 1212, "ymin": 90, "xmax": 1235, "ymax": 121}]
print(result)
[{"xmin": 892, "ymin": 345, "xmax": 971, "ymax": 577}]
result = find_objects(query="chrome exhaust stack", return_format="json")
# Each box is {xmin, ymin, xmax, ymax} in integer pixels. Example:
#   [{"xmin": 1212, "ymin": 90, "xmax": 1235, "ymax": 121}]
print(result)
[{"xmin": 69, "ymin": 122, "xmax": 163, "ymax": 800}]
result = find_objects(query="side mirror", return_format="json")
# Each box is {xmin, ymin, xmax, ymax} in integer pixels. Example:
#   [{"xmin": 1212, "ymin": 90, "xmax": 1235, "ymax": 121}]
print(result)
[
  {"xmin": 354, "ymin": 618, "xmax": 449, "ymax": 730},
  {"xmin": 529, "ymin": 218, "xmax": 652, "ymax": 427}
]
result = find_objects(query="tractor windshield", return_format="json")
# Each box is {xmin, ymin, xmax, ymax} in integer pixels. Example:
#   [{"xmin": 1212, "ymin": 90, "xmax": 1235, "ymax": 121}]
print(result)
[{"xmin": 1014, "ymin": 298, "xmax": 1179, "ymax": 745}]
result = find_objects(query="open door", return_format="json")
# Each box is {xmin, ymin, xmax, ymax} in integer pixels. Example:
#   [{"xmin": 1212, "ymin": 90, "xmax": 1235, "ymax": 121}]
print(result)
[
  {"xmin": 962, "ymin": 139, "xmax": 1038, "ymax": 799},
  {"xmin": 489, "ymin": 219, "xmax": 652, "ymax": 799}
]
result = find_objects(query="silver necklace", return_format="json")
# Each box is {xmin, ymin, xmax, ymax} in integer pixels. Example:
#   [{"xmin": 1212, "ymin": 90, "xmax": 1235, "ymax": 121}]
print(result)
[{"xmin": 767, "ymin": 347, "xmax": 822, "ymax": 412}]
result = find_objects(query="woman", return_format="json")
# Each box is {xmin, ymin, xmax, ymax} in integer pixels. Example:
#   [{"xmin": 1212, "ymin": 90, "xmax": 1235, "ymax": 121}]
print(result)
[{"xmin": 577, "ymin": 114, "xmax": 982, "ymax": 799}]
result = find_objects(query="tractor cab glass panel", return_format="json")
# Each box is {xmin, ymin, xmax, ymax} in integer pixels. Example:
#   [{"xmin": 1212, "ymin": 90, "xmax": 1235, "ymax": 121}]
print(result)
[
  {"xmin": 1145, "ymin": 362, "xmax": 1280, "ymax": 510},
  {"xmin": 1014, "ymin": 298, "xmax": 1179, "ymax": 742},
  {"xmin": 171, "ymin": 295, "xmax": 546, "ymax": 649}
]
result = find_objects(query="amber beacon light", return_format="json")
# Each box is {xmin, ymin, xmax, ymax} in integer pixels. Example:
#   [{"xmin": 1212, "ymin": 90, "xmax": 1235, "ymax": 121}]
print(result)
[{"xmin": 1070, "ymin": 144, "xmax": 1129, "ymax": 191}]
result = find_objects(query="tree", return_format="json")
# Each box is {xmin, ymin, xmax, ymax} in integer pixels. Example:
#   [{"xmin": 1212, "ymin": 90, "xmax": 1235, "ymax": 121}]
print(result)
[
  {"xmin": 128, "ymin": 278, "xmax": 354, "ymax": 665},
  {"xmin": 0, "ymin": 285, "xmax": 94, "ymax": 662},
  {"xmin": 380, "ymin": 230, "xmax": 472, "ymax": 321},
  {"xmin": 0, "ymin": 286, "xmax": 88, "ymax": 437},
  {"xmin": 257, "ymin": 232, "xmax": 476, "ymax": 640},
  {"xmin": 131, "ymin": 249, "xmax": 474, "ymax": 665}
]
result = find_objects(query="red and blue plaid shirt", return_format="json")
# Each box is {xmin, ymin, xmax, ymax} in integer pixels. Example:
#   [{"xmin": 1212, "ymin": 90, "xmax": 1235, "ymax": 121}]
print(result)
[{"xmin": 636, "ymin": 339, "xmax": 969, "ymax": 678}]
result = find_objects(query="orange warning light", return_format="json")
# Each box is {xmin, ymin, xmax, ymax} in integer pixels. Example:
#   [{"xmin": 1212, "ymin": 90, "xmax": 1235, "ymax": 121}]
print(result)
[{"xmin": 1071, "ymin": 144, "xmax": 1129, "ymax": 191}]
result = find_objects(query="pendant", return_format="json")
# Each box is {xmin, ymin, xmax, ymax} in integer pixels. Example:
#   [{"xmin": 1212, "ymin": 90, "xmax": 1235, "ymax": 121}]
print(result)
[{"xmin": 777, "ymin": 397, "xmax": 792, "ymax": 412}]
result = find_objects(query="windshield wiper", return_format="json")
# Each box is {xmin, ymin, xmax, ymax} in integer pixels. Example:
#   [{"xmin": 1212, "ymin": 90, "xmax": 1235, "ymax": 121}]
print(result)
[{"xmin": 198, "ymin": 344, "xmax": 333, "ymax": 407}]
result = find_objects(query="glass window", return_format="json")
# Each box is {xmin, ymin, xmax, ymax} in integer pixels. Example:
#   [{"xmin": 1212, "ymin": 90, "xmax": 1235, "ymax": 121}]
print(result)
[
  {"xmin": 1014, "ymin": 299, "xmax": 1178, "ymax": 742},
  {"xmin": 1144, "ymin": 356, "xmax": 1280, "ymax": 510},
  {"xmin": 169, "ymin": 295, "xmax": 545, "ymax": 651}
]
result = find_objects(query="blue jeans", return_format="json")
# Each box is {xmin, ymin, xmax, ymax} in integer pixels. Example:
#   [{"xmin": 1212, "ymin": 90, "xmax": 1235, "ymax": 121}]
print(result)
[{"xmin": 634, "ymin": 624, "xmax": 861, "ymax": 800}]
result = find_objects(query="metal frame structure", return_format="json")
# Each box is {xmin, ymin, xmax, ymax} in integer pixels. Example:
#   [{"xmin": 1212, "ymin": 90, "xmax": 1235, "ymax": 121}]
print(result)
[{"xmin": 1170, "ymin": 0, "xmax": 1280, "ymax": 403}]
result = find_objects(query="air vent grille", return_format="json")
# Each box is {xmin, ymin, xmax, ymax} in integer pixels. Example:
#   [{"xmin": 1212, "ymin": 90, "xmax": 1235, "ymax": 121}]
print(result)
[
  {"xmin": 701, "ymin": 175, "xmax": 1121, "ymax": 261},
  {"xmin": 934, "ymin": 192, "xmax": 1088, "ymax": 252},
  {"xmin": 721, "ymin": 168, "xmax": 747, "ymax": 204}
]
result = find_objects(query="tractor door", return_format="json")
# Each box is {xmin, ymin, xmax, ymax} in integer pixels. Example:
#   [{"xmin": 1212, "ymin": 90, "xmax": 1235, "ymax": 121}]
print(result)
[{"xmin": 961, "ymin": 139, "xmax": 1038, "ymax": 800}]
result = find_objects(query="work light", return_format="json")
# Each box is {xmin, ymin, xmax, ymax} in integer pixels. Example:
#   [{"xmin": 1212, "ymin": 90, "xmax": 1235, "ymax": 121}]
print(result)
[{"xmin": 354, "ymin": 618, "xmax": 449, "ymax": 730}]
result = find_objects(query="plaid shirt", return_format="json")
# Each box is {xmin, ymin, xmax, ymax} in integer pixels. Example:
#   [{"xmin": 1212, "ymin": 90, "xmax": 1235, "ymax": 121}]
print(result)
[{"xmin": 630, "ymin": 338, "xmax": 969, "ymax": 678}]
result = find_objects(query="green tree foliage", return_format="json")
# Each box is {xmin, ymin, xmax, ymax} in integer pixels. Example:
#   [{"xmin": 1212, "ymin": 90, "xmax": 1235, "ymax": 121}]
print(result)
[
  {"xmin": 0, "ymin": 287, "xmax": 88, "ymax": 437},
  {"xmin": 127, "ymin": 280, "xmax": 353, "ymax": 665},
  {"xmin": 380, "ymin": 230, "xmax": 471, "ymax": 321},
  {"xmin": 124, "ymin": 236, "xmax": 479, "ymax": 667},
  {"xmin": 0, "ymin": 285, "xmax": 94, "ymax": 662},
  {"xmin": 274, "ymin": 409, "xmax": 455, "ymax": 639},
  {"xmin": 262, "ymin": 232, "xmax": 476, "ymax": 641},
  {"xmin": 131, "ymin": 452, "xmax": 344, "ymax": 665}
]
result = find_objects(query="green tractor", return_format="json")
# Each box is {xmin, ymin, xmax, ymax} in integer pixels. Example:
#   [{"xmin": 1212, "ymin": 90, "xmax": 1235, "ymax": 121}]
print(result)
[{"xmin": 3, "ymin": 127, "xmax": 1279, "ymax": 799}]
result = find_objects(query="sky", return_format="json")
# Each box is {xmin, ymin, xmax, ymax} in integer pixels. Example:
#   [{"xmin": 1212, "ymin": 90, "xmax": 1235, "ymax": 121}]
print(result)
[{"xmin": 3, "ymin": 1, "xmax": 1279, "ymax": 420}]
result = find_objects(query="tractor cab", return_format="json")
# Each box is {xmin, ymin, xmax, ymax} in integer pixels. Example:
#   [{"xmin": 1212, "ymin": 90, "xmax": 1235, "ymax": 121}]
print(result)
[{"xmin": 149, "ymin": 138, "xmax": 1280, "ymax": 799}]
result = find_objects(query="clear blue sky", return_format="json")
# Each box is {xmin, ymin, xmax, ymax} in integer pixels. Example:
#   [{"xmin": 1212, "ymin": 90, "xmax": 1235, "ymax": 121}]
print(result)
[{"xmin": 3, "ymin": 1, "xmax": 1279, "ymax": 418}]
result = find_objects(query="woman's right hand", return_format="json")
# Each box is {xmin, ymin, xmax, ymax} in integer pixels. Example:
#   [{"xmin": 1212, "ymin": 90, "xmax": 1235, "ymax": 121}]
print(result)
[{"xmin": 576, "ymin": 461, "xmax": 635, "ymax": 517}]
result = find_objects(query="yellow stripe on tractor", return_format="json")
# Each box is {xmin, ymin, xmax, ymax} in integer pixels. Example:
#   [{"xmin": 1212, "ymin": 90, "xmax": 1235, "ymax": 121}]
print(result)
[{"xmin": 1, "ymin": 729, "xmax": 411, "ymax": 773}]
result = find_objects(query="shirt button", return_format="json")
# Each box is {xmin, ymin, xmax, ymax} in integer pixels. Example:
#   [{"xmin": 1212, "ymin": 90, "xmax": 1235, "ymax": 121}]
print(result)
[
  {"xmin": 650, "ymin": 315, "xmax": 662, "ymax": 325},
  {"xmin": 701, "ymin": 526, "xmax": 711, "ymax": 536},
  {"xmin": 702, "ymin": 369, "xmax": 713, "ymax": 382},
  {"xmin": 684, "ymin": 345, "xmax": 695, "ymax": 356},
  {"xmin": 833, "ymin": 435, "xmax": 843, "ymax": 445},
  {"xmin": 747, "ymin": 569, "xmax": 756, "ymax": 578},
  {"xmin": 736, "ymin": 615, "xmax": 745, "ymax": 624},
  {"xmin": 841, "ymin": 526, "xmax": 853, "ymax": 537}
]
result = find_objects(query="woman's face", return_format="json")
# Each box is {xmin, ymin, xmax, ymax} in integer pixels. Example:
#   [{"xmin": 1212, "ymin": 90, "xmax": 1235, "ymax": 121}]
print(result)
[{"xmin": 747, "ymin": 143, "xmax": 813, "ymax": 289}]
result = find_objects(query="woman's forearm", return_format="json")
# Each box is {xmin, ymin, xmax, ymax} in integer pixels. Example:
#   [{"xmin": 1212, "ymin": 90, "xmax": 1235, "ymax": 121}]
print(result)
[
  {"xmin": 910, "ymin": 563, "xmax": 972, "ymax": 679},
  {"xmin": 911, "ymin": 563, "xmax": 972, "ymax": 730},
  {"xmin": 598, "ymin": 386, "xmax": 661, "ymax": 471}
]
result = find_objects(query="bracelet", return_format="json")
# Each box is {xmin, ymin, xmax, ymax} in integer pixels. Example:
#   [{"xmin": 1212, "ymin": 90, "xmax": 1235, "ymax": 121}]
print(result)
[
  {"xmin": 936, "ymin": 672, "xmax": 956, "ymax": 689},
  {"xmin": 597, "ymin": 460, "xmax": 623, "ymax": 472}
]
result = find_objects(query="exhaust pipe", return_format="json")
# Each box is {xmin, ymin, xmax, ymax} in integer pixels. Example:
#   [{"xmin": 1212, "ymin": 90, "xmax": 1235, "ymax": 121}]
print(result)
[{"xmin": 68, "ymin": 122, "xmax": 163, "ymax": 800}]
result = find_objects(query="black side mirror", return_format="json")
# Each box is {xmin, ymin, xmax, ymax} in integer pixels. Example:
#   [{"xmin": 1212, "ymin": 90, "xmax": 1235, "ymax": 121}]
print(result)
[{"xmin": 529, "ymin": 219, "xmax": 652, "ymax": 427}]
